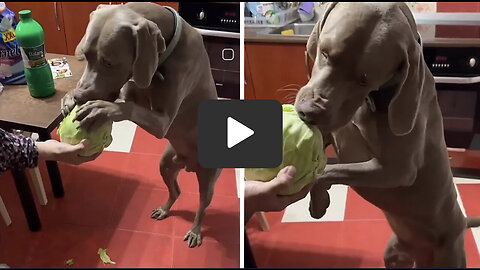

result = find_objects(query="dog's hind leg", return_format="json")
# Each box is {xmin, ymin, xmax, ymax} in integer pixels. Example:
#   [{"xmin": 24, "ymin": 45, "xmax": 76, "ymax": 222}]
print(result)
[
  {"xmin": 431, "ymin": 233, "xmax": 466, "ymax": 268},
  {"xmin": 383, "ymin": 233, "xmax": 415, "ymax": 268},
  {"xmin": 184, "ymin": 167, "xmax": 221, "ymax": 248},
  {"xmin": 151, "ymin": 143, "xmax": 183, "ymax": 220}
]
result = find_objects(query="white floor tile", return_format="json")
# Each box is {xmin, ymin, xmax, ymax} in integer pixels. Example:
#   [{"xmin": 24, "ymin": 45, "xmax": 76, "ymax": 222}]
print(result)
[
  {"xmin": 454, "ymin": 177, "xmax": 480, "ymax": 184},
  {"xmin": 104, "ymin": 120, "xmax": 137, "ymax": 153},
  {"xmin": 282, "ymin": 184, "xmax": 349, "ymax": 223},
  {"xmin": 235, "ymin": 168, "xmax": 242, "ymax": 198}
]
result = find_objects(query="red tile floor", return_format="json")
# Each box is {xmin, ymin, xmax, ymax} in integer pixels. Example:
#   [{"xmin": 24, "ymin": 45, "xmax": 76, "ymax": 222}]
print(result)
[
  {"xmin": 246, "ymin": 148, "xmax": 480, "ymax": 268},
  {"xmin": 0, "ymin": 128, "xmax": 240, "ymax": 268}
]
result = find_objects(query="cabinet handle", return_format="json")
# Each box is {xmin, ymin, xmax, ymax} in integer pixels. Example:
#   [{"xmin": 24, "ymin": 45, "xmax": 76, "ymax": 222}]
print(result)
[
  {"xmin": 54, "ymin": 2, "xmax": 60, "ymax": 31},
  {"xmin": 305, "ymin": 50, "xmax": 312, "ymax": 80}
]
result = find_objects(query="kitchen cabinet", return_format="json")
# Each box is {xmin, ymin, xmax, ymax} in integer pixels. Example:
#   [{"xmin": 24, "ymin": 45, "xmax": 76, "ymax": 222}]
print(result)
[
  {"xmin": 60, "ymin": 2, "xmax": 111, "ymax": 55},
  {"xmin": 6, "ymin": 2, "xmax": 68, "ymax": 54},
  {"xmin": 244, "ymin": 42, "xmax": 310, "ymax": 104},
  {"xmin": 244, "ymin": 48, "xmax": 255, "ymax": 99},
  {"xmin": 6, "ymin": 2, "xmax": 179, "ymax": 55}
]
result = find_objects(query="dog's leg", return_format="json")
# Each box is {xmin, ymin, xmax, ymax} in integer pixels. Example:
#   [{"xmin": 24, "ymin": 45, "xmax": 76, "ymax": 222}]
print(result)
[
  {"xmin": 431, "ymin": 233, "xmax": 466, "ymax": 268},
  {"xmin": 151, "ymin": 143, "xmax": 182, "ymax": 220},
  {"xmin": 309, "ymin": 181, "xmax": 331, "ymax": 219},
  {"xmin": 184, "ymin": 167, "xmax": 221, "ymax": 248},
  {"xmin": 318, "ymin": 158, "xmax": 416, "ymax": 188},
  {"xmin": 383, "ymin": 233, "xmax": 415, "ymax": 268}
]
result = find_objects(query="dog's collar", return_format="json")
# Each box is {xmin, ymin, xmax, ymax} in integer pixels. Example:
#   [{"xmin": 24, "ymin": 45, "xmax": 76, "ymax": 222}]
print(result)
[{"xmin": 158, "ymin": 6, "xmax": 183, "ymax": 66}]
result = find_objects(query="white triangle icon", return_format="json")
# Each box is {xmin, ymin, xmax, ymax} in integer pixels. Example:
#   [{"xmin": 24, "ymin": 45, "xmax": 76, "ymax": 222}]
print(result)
[{"xmin": 227, "ymin": 117, "xmax": 254, "ymax": 148}]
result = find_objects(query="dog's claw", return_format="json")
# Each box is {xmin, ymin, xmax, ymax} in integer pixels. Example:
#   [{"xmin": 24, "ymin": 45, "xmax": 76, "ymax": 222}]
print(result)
[
  {"xmin": 184, "ymin": 230, "xmax": 202, "ymax": 248},
  {"xmin": 61, "ymin": 93, "xmax": 76, "ymax": 117},
  {"xmin": 151, "ymin": 206, "xmax": 169, "ymax": 220}
]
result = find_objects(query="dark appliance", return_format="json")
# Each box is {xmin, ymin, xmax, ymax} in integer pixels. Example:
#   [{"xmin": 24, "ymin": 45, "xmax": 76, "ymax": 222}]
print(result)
[
  {"xmin": 424, "ymin": 43, "xmax": 480, "ymax": 150},
  {"xmin": 178, "ymin": 2, "xmax": 240, "ymax": 100}
]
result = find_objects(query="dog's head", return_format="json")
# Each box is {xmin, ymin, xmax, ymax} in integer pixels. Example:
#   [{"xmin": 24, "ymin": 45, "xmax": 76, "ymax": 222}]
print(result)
[
  {"xmin": 295, "ymin": 2, "xmax": 425, "ymax": 136},
  {"xmin": 73, "ymin": 4, "xmax": 166, "ymax": 104}
]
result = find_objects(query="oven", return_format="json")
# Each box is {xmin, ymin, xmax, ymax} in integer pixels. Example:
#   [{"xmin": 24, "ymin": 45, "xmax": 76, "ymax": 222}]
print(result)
[
  {"xmin": 178, "ymin": 2, "xmax": 240, "ymax": 100},
  {"xmin": 424, "ymin": 45, "xmax": 480, "ymax": 150}
]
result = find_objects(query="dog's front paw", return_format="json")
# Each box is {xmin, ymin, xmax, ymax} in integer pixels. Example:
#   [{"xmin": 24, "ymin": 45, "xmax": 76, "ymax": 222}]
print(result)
[
  {"xmin": 61, "ymin": 93, "xmax": 76, "ymax": 117},
  {"xmin": 184, "ymin": 229, "xmax": 202, "ymax": 248},
  {"xmin": 151, "ymin": 206, "xmax": 169, "ymax": 220}
]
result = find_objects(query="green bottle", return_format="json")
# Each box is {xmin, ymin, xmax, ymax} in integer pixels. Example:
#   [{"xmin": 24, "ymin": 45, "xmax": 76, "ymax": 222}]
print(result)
[{"xmin": 15, "ymin": 10, "xmax": 54, "ymax": 98}]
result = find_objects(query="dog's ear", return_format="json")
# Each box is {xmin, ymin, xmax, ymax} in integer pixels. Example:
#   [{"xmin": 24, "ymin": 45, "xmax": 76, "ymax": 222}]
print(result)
[
  {"xmin": 388, "ymin": 4, "xmax": 425, "ymax": 136},
  {"xmin": 306, "ymin": 2, "xmax": 338, "ymax": 61},
  {"xmin": 131, "ymin": 18, "xmax": 166, "ymax": 88},
  {"xmin": 75, "ymin": 34, "xmax": 87, "ymax": 61}
]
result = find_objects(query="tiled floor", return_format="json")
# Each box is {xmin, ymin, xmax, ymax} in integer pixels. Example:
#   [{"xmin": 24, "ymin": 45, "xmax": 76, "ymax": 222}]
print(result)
[
  {"xmin": 246, "ymin": 151, "xmax": 480, "ymax": 268},
  {"xmin": 0, "ymin": 122, "xmax": 240, "ymax": 268}
]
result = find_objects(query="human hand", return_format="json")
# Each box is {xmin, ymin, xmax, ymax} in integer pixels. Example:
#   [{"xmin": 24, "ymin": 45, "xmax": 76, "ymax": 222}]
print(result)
[
  {"xmin": 244, "ymin": 166, "xmax": 313, "ymax": 222},
  {"xmin": 36, "ymin": 139, "xmax": 100, "ymax": 165}
]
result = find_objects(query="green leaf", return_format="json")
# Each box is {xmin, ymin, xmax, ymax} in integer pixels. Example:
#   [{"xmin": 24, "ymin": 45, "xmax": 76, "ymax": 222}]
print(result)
[
  {"xmin": 65, "ymin": 258, "xmax": 74, "ymax": 266},
  {"xmin": 98, "ymin": 248, "xmax": 116, "ymax": 265}
]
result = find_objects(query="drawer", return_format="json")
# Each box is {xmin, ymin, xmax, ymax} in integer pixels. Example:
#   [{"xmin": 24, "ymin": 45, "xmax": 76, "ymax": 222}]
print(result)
[{"xmin": 212, "ymin": 69, "xmax": 240, "ymax": 100}]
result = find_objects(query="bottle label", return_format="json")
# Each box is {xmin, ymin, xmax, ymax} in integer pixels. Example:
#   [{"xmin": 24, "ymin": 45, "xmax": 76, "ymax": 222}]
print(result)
[
  {"xmin": 20, "ymin": 44, "xmax": 47, "ymax": 69},
  {"xmin": 2, "ymin": 28, "xmax": 16, "ymax": 43}
]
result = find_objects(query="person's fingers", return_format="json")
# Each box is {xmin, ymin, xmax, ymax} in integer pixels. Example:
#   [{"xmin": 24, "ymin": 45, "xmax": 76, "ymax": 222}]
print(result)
[
  {"xmin": 76, "ymin": 150, "xmax": 102, "ymax": 163},
  {"xmin": 74, "ymin": 139, "xmax": 91, "ymax": 151},
  {"xmin": 276, "ymin": 182, "xmax": 313, "ymax": 209},
  {"xmin": 266, "ymin": 166, "xmax": 297, "ymax": 193}
]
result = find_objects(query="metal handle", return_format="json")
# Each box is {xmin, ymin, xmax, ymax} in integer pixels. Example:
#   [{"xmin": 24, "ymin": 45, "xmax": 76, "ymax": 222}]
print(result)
[
  {"xmin": 222, "ymin": 48, "xmax": 234, "ymax": 61},
  {"xmin": 54, "ymin": 2, "xmax": 60, "ymax": 31},
  {"xmin": 215, "ymin": 82, "xmax": 224, "ymax": 87},
  {"xmin": 434, "ymin": 76, "xmax": 480, "ymax": 84},
  {"xmin": 305, "ymin": 50, "xmax": 311, "ymax": 80}
]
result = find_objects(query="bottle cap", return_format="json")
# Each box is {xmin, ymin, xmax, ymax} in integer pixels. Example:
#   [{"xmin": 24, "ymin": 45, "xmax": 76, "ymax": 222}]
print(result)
[{"xmin": 19, "ymin": 10, "xmax": 32, "ymax": 20}]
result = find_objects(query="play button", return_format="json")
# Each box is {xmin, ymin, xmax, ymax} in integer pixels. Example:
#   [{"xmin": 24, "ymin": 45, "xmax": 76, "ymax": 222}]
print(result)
[
  {"xmin": 227, "ymin": 117, "xmax": 254, "ymax": 148},
  {"xmin": 198, "ymin": 99, "xmax": 282, "ymax": 168}
]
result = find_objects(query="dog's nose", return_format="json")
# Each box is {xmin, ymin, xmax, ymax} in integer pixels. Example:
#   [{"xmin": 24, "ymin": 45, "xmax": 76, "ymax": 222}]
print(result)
[
  {"xmin": 73, "ymin": 91, "xmax": 87, "ymax": 104},
  {"xmin": 296, "ymin": 99, "xmax": 325, "ymax": 125}
]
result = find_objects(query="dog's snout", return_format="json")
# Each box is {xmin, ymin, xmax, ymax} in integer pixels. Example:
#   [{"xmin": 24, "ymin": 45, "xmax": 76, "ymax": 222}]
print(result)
[
  {"xmin": 73, "ymin": 90, "xmax": 88, "ymax": 104},
  {"xmin": 296, "ymin": 99, "xmax": 326, "ymax": 125}
]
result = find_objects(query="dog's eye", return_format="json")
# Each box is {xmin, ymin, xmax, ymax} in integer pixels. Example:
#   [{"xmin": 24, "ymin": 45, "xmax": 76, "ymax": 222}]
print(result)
[
  {"xmin": 321, "ymin": 50, "xmax": 328, "ymax": 59},
  {"xmin": 102, "ymin": 59, "xmax": 112, "ymax": 68},
  {"xmin": 359, "ymin": 73, "xmax": 368, "ymax": 86}
]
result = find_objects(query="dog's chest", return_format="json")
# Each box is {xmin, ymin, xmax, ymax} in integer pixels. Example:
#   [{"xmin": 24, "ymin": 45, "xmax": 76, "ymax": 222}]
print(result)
[{"xmin": 334, "ymin": 105, "xmax": 382, "ymax": 163}]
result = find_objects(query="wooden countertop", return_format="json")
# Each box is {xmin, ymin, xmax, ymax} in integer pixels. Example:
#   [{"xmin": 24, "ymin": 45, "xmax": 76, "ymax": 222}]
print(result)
[
  {"xmin": 245, "ymin": 28, "xmax": 480, "ymax": 47},
  {"xmin": 245, "ymin": 28, "xmax": 309, "ymax": 43},
  {"xmin": 0, "ymin": 53, "xmax": 85, "ymax": 133}
]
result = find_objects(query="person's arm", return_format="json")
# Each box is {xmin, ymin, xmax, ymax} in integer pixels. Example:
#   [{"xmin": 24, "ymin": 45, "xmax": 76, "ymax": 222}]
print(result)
[
  {"xmin": 0, "ymin": 128, "xmax": 97, "ymax": 173},
  {"xmin": 0, "ymin": 128, "xmax": 39, "ymax": 173},
  {"xmin": 244, "ymin": 166, "xmax": 313, "ymax": 222},
  {"xmin": 35, "ymin": 139, "xmax": 98, "ymax": 165}
]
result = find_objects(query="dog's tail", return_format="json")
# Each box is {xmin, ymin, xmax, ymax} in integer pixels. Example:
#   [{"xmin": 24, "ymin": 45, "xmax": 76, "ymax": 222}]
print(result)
[{"xmin": 466, "ymin": 217, "xmax": 480, "ymax": 228}]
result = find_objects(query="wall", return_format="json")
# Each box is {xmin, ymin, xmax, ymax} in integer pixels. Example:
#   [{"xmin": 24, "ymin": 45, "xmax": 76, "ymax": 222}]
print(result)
[{"xmin": 436, "ymin": 2, "xmax": 480, "ymax": 38}]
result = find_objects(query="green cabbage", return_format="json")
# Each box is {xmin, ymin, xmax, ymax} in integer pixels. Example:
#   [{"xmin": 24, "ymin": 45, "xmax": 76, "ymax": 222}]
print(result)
[
  {"xmin": 245, "ymin": 104, "xmax": 327, "ymax": 195},
  {"xmin": 57, "ymin": 105, "xmax": 113, "ymax": 157}
]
